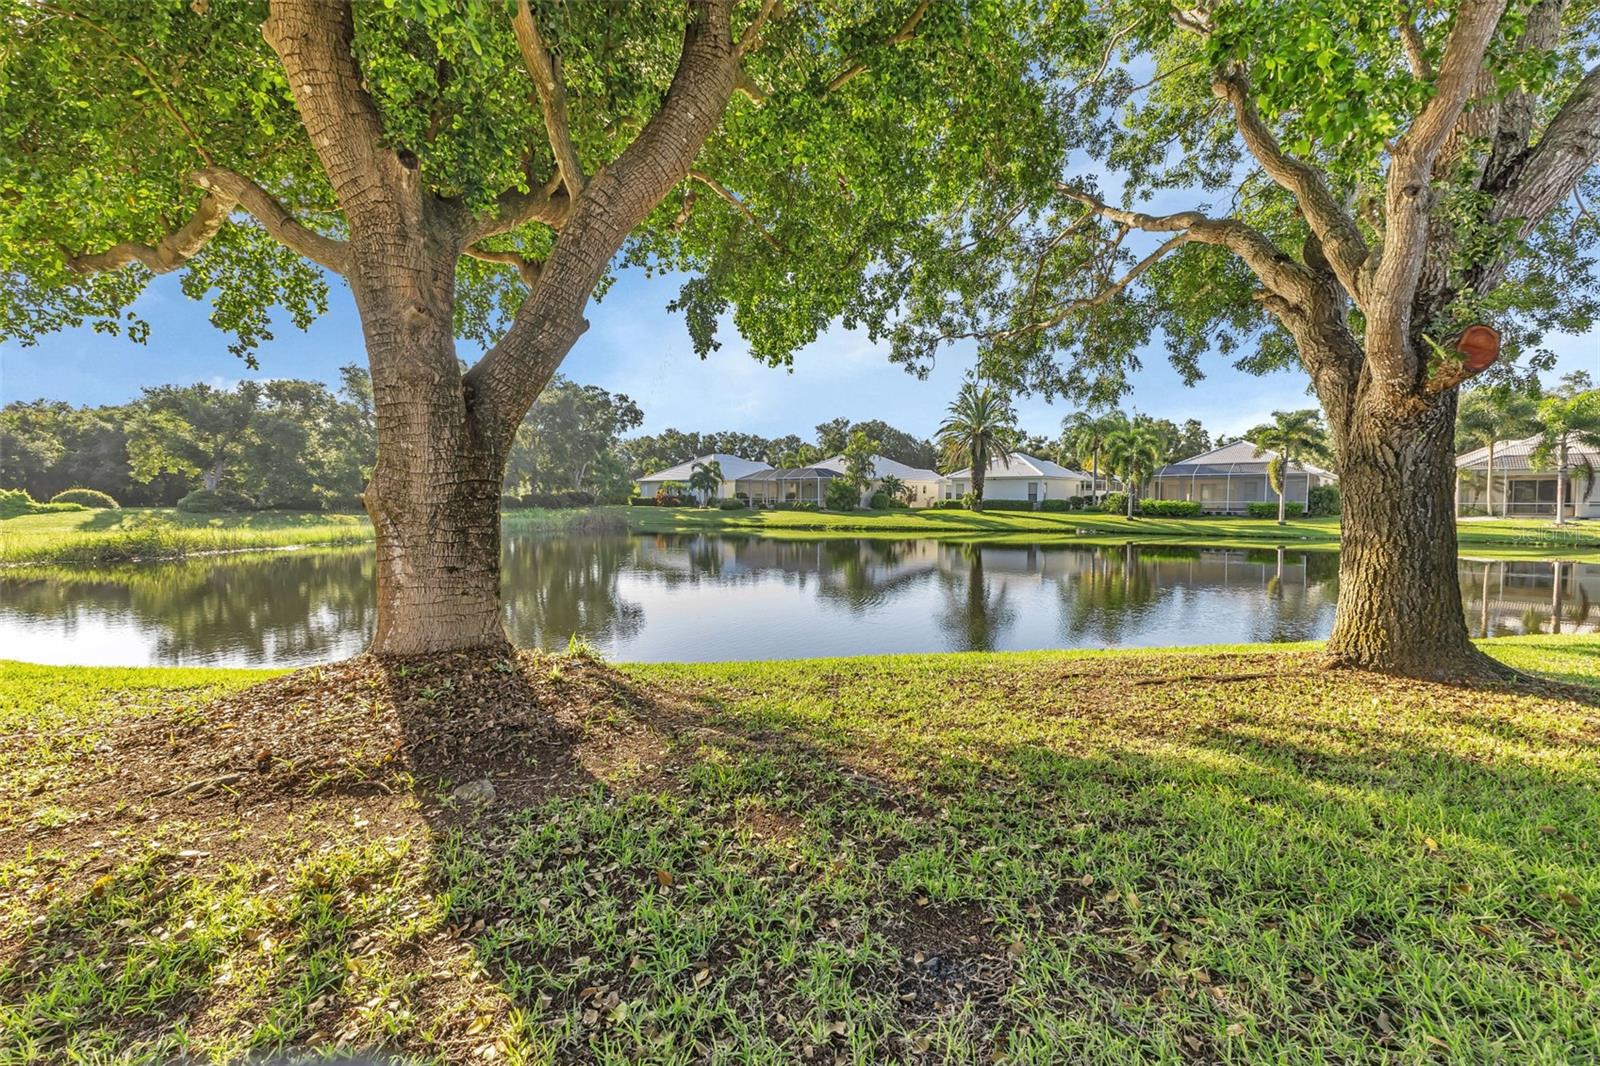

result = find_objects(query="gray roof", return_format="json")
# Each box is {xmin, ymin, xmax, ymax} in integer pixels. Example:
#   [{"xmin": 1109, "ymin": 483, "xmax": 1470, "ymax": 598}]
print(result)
[
  {"xmin": 734, "ymin": 465, "xmax": 845, "ymax": 482},
  {"xmin": 1154, "ymin": 439, "xmax": 1335, "ymax": 479},
  {"xmin": 638, "ymin": 453, "xmax": 770, "ymax": 483},
  {"xmin": 1456, "ymin": 433, "xmax": 1600, "ymax": 472},
  {"xmin": 944, "ymin": 452, "xmax": 1091, "ymax": 481}
]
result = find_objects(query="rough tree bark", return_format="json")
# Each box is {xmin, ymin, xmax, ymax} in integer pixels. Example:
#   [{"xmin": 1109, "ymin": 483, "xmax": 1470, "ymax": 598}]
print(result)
[{"xmin": 1326, "ymin": 391, "xmax": 1477, "ymax": 675}]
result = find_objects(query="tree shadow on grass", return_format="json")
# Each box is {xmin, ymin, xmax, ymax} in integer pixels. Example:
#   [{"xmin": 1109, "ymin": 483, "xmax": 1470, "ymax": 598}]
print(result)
[{"xmin": 5, "ymin": 649, "xmax": 1600, "ymax": 1062}]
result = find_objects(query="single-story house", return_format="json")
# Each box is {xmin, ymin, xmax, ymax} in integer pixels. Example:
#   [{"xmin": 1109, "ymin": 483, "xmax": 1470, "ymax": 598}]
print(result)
[
  {"xmin": 636, "ymin": 453, "xmax": 771, "ymax": 503},
  {"xmin": 1455, "ymin": 433, "xmax": 1600, "ymax": 519},
  {"xmin": 815, "ymin": 454, "xmax": 943, "ymax": 507},
  {"xmin": 941, "ymin": 453, "xmax": 1094, "ymax": 506},
  {"xmin": 1148, "ymin": 440, "xmax": 1336, "ymax": 514}
]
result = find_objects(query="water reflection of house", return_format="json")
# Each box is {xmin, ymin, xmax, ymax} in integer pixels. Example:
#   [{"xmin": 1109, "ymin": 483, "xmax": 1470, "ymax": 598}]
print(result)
[
  {"xmin": 1458, "ymin": 559, "xmax": 1600, "ymax": 637},
  {"xmin": 630, "ymin": 535, "xmax": 942, "ymax": 590}
]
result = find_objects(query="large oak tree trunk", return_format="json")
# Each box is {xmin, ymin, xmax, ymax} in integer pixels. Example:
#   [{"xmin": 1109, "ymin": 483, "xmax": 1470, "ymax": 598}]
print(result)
[
  {"xmin": 1325, "ymin": 392, "xmax": 1493, "ymax": 677},
  {"xmin": 364, "ymin": 394, "xmax": 508, "ymax": 657}
]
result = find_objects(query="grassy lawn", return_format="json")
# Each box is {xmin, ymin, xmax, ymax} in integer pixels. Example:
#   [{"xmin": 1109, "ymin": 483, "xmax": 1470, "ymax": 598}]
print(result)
[
  {"xmin": 5, "ymin": 505, "xmax": 1599, "ymax": 566},
  {"xmin": 2, "ymin": 636, "xmax": 1597, "ymax": 1062}
]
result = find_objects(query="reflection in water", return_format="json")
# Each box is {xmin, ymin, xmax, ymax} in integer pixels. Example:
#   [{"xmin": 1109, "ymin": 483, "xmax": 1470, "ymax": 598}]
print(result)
[
  {"xmin": 0, "ymin": 533, "xmax": 1589, "ymax": 666},
  {"xmin": 1458, "ymin": 557, "xmax": 1599, "ymax": 637}
]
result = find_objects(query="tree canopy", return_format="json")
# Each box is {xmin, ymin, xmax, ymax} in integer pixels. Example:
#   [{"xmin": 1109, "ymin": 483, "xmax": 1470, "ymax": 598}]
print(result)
[{"xmin": 0, "ymin": 0, "xmax": 1073, "ymax": 370}]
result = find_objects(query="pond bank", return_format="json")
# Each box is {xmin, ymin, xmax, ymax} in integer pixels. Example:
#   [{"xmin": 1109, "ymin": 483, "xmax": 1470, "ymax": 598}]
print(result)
[
  {"xmin": 3, "ymin": 635, "xmax": 1596, "ymax": 1062},
  {"xmin": 4, "ymin": 504, "xmax": 1598, "ymax": 566}
]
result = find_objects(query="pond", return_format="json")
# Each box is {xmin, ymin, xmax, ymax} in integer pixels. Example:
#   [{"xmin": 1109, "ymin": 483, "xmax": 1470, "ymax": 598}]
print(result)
[{"xmin": 1, "ymin": 534, "xmax": 1594, "ymax": 667}]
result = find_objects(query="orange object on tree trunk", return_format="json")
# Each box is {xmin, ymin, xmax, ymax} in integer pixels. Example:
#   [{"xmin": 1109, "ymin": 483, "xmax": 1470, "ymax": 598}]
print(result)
[{"xmin": 1456, "ymin": 324, "xmax": 1500, "ymax": 372}]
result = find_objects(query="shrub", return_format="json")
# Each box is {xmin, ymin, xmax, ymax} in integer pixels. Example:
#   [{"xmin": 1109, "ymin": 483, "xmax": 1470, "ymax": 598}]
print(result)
[
  {"xmin": 1138, "ymin": 499, "xmax": 1201, "ymax": 517},
  {"xmin": 51, "ymin": 488, "xmax": 119, "ymax": 509},
  {"xmin": 176, "ymin": 488, "xmax": 255, "ymax": 513},
  {"xmin": 868, "ymin": 491, "xmax": 891, "ymax": 510},
  {"xmin": 1100, "ymin": 492, "xmax": 1129, "ymax": 514},
  {"xmin": 961, "ymin": 491, "xmax": 980, "ymax": 511},
  {"xmin": 929, "ymin": 499, "xmax": 966, "ymax": 510},
  {"xmin": 1245, "ymin": 500, "xmax": 1306, "ymax": 519},
  {"xmin": 978, "ymin": 499, "xmax": 1035, "ymax": 511},
  {"xmin": 824, "ymin": 479, "xmax": 858, "ymax": 511},
  {"xmin": 501, "ymin": 493, "xmax": 526, "ymax": 510},
  {"xmin": 1308, "ymin": 484, "xmax": 1341, "ymax": 516},
  {"xmin": 773, "ymin": 500, "xmax": 820, "ymax": 511},
  {"xmin": 1040, "ymin": 498, "xmax": 1070, "ymax": 512},
  {"xmin": 717, "ymin": 498, "xmax": 747, "ymax": 510},
  {"xmin": 1, "ymin": 488, "xmax": 86, "ymax": 518},
  {"xmin": 176, "ymin": 489, "xmax": 228, "ymax": 513},
  {"xmin": 628, "ymin": 496, "xmax": 656, "ymax": 506},
  {"xmin": 558, "ymin": 490, "xmax": 597, "ymax": 508}
]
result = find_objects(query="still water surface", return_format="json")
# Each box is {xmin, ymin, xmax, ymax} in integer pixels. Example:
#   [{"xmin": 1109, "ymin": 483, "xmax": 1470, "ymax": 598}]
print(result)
[{"xmin": 2, "ymin": 533, "xmax": 1593, "ymax": 667}]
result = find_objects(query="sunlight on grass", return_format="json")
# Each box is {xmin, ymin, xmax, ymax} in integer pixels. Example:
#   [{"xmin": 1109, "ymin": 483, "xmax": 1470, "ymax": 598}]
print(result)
[{"xmin": 1, "ymin": 638, "xmax": 1596, "ymax": 1062}]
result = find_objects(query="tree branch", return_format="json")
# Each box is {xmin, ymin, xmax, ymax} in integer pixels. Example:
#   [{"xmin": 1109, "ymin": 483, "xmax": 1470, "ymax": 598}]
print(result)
[
  {"xmin": 263, "ymin": 0, "xmax": 398, "ymax": 217},
  {"xmin": 1056, "ymin": 184, "xmax": 1315, "ymax": 305},
  {"xmin": 511, "ymin": 0, "xmax": 584, "ymax": 197},
  {"xmin": 465, "ymin": 246, "xmax": 542, "ymax": 288},
  {"xmin": 1490, "ymin": 61, "xmax": 1600, "ymax": 239},
  {"xmin": 67, "ymin": 167, "xmax": 349, "ymax": 276},
  {"xmin": 465, "ymin": 181, "xmax": 574, "ymax": 244},
  {"xmin": 689, "ymin": 170, "xmax": 782, "ymax": 251},
  {"xmin": 991, "ymin": 233, "xmax": 1192, "ymax": 341},
  {"xmin": 1363, "ymin": 0, "xmax": 1505, "ymax": 384},
  {"xmin": 1399, "ymin": 7, "xmax": 1431, "ymax": 79},
  {"xmin": 1213, "ymin": 71, "xmax": 1370, "ymax": 302},
  {"xmin": 465, "ymin": 0, "xmax": 741, "ymax": 449},
  {"xmin": 65, "ymin": 190, "xmax": 233, "ymax": 275},
  {"xmin": 736, "ymin": 0, "xmax": 781, "ymax": 59},
  {"xmin": 825, "ymin": 0, "xmax": 931, "ymax": 94},
  {"xmin": 192, "ymin": 167, "xmax": 349, "ymax": 273}
]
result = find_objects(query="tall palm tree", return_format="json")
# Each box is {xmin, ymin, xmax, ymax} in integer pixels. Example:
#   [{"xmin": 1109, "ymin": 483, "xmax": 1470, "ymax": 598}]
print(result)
[
  {"xmin": 937, "ymin": 382, "xmax": 1018, "ymax": 512},
  {"xmin": 1456, "ymin": 388, "xmax": 1538, "ymax": 517},
  {"xmin": 1063, "ymin": 411, "xmax": 1119, "ymax": 500},
  {"xmin": 687, "ymin": 460, "xmax": 723, "ymax": 507},
  {"xmin": 1245, "ymin": 410, "xmax": 1330, "ymax": 525},
  {"xmin": 1102, "ymin": 423, "xmax": 1165, "ymax": 518},
  {"xmin": 1531, "ymin": 388, "xmax": 1600, "ymax": 526}
]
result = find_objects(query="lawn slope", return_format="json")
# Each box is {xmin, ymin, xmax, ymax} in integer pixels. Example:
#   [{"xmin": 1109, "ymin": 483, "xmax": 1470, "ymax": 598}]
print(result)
[
  {"xmin": 5, "ymin": 505, "xmax": 1598, "ymax": 566},
  {"xmin": 2, "ymin": 637, "xmax": 1597, "ymax": 1062}
]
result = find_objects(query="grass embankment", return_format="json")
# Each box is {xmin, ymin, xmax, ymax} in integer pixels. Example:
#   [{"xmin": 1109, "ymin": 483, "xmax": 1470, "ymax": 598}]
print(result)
[
  {"xmin": 0, "ymin": 508, "xmax": 593, "ymax": 567},
  {"xmin": 5, "ymin": 505, "xmax": 1598, "ymax": 566},
  {"xmin": 3, "ymin": 637, "xmax": 1598, "ymax": 1062}
]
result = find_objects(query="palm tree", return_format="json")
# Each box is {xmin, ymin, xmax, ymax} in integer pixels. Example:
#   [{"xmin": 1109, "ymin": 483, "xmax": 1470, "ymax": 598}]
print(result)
[
  {"xmin": 878, "ymin": 473, "xmax": 907, "ymax": 506},
  {"xmin": 1530, "ymin": 388, "xmax": 1600, "ymax": 526},
  {"xmin": 1245, "ymin": 410, "xmax": 1330, "ymax": 525},
  {"xmin": 937, "ymin": 382, "xmax": 1018, "ymax": 512},
  {"xmin": 687, "ymin": 460, "xmax": 723, "ymax": 507},
  {"xmin": 1456, "ymin": 388, "xmax": 1538, "ymax": 517},
  {"xmin": 1102, "ymin": 423, "xmax": 1165, "ymax": 518},
  {"xmin": 1063, "ymin": 411, "xmax": 1118, "ymax": 500}
]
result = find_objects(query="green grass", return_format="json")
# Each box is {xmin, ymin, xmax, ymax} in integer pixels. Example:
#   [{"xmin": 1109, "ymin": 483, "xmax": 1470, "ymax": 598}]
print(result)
[
  {"xmin": 0, "ymin": 507, "xmax": 595, "ymax": 566},
  {"xmin": 6, "ymin": 504, "xmax": 1599, "ymax": 566},
  {"xmin": 2, "ymin": 636, "xmax": 1597, "ymax": 1062}
]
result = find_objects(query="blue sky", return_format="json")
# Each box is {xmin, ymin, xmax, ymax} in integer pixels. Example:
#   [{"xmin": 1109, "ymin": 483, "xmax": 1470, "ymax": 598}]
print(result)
[{"xmin": 2, "ymin": 265, "xmax": 1595, "ymax": 443}]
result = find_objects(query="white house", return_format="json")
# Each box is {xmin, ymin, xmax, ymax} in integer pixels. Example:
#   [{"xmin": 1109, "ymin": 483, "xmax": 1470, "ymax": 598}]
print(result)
[
  {"xmin": 941, "ymin": 453, "xmax": 1094, "ymax": 506},
  {"xmin": 1456, "ymin": 433, "xmax": 1600, "ymax": 519},
  {"xmin": 1148, "ymin": 440, "xmax": 1337, "ymax": 514},
  {"xmin": 635, "ymin": 453, "xmax": 770, "ymax": 503},
  {"xmin": 815, "ymin": 453, "xmax": 943, "ymax": 507}
]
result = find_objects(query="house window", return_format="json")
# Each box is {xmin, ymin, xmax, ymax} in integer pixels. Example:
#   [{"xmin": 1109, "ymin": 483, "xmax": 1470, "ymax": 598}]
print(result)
[
  {"xmin": 1027, "ymin": 482, "xmax": 1039, "ymax": 503},
  {"xmin": 1510, "ymin": 479, "xmax": 1559, "ymax": 504}
]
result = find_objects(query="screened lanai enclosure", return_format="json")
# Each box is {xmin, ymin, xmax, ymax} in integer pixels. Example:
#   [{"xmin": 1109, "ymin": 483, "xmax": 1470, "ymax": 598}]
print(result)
[
  {"xmin": 733, "ymin": 466, "xmax": 846, "ymax": 506},
  {"xmin": 1148, "ymin": 440, "xmax": 1336, "ymax": 514}
]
